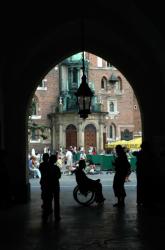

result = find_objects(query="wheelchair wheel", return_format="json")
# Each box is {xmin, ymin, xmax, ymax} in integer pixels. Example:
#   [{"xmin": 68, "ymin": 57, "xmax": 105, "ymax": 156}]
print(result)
[{"xmin": 73, "ymin": 185, "xmax": 95, "ymax": 206}]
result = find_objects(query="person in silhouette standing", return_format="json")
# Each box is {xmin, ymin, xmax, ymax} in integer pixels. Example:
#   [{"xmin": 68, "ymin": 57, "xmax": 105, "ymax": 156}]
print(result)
[
  {"xmin": 39, "ymin": 153, "xmax": 50, "ymax": 209},
  {"xmin": 41, "ymin": 154, "xmax": 61, "ymax": 222},
  {"xmin": 133, "ymin": 141, "xmax": 156, "ymax": 207},
  {"xmin": 74, "ymin": 159, "xmax": 105, "ymax": 205},
  {"xmin": 112, "ymin": 145, "xmax": 131, "ymax": 207}
]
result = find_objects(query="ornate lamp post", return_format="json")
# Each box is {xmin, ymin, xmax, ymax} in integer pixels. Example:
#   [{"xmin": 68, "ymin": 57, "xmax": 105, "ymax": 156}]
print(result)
[{"xmin": 75, "ymin": 52, "xmax": 94, "ymax": 119}]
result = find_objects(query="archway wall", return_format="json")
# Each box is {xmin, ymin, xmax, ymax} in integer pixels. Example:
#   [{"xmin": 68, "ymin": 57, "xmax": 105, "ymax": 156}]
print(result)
[
  {"xmin": 1, "ymin": 3, "xmax": 165, "ymax": 202},
  {"xmin": 21, "ymin": 17, "xmax": 163, "ymax": 155},
  {"xmin": 0, "ymin": 85, "xmax": 5, "ymax": 149}
]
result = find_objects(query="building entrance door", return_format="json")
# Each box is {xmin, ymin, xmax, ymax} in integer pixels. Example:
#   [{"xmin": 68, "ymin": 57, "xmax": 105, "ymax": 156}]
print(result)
[
  {"xmin": 66, "ymin": 124, "xmax": 77, "ymax": 149},
  {"xmin": 84, "ymin": 124, "xmax": 96, "ymax": 152}
]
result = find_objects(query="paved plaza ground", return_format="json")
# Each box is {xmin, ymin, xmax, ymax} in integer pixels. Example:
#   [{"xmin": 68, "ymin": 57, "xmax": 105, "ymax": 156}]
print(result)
[
  {"xmin": 0, "ymin": 172, "xmax": 165, "ymax": 250},
  {"xmin": 30, "ymin": 171, "xmax": 137, "ymax": 208}
]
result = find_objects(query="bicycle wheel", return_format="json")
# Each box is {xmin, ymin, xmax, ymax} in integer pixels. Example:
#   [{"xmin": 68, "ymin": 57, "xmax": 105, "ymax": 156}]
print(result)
[{"xmin": 73, "ymin": 185, "xmax": 95, "ymax": 206}]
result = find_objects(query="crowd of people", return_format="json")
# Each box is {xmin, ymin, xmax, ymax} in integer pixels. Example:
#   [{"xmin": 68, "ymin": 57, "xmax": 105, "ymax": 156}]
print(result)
[
  {"xmin": 0, "ymin": 140, "xmax": 156, "ymax": 223},
  {"xmin": 27, "ymin": 141, "xmax": 154, "ymax": 223},
  {"xmin": 28, "ymin": 146, "xmax": 97, "ymax": 178}
]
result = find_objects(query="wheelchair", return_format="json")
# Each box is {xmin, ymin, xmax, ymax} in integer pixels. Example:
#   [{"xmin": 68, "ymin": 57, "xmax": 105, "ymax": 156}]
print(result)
[{"xmin": 73, "ymin": 185, "xmax": 96, "ymax": 206}]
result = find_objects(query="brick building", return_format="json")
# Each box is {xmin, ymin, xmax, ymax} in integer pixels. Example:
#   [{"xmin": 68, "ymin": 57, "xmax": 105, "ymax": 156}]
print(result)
[{"xmin": 28, "ymin": 52, "xmax": 141, "ymax": 154}]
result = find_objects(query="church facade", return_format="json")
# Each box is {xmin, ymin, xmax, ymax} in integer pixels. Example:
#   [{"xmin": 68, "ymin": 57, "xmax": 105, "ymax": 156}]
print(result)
[{"xmin": 29, "ymin": 52, "xmax": 141, "ymax": 154}]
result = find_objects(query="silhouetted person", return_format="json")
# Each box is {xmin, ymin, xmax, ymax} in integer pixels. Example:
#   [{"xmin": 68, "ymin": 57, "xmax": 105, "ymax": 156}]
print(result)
[
  {"xmin": 133, "ymin": 141, "xmax": 156, "ymax": 207},
  {"xmin": 0, "ymin": 149, "xmax": 12, "ymax": 209},
  {"xmin": 74, "ymin": 159, "xmax": 105, "ymax": 205},
  {"xmin": 41, "ymin": 154, "xmax": 61, "ymax": 222},
  {"xmin": 112, "ymin": 145, "xmax": 131, "ymax": 207},
  {"xmin": 39, "ymin": 153, "xmax": 50, "ymax": 209}
]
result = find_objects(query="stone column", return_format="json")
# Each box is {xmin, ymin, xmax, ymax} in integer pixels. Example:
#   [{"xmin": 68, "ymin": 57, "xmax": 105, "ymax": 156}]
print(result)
[
  {"xmin": 96, "ymin": 128, "xmax": 99, "ymax": 152},
  {"xmin": 77, "ymin": 122, "xmax": 83, "ymax": 148},
  {"xmin": 63, "ymin": 126, "xmax": 66, "ymax": 149},
  {"xmin": 52, "ymin": 117, "xmax": 56, "ymax": 151},
  {"xmin": 59, "ymin": 123, "xmax": 63, "ymax": 148},
  {"xmin": 99, "ymin": 122, "xmax": 104, "ymax": 152}
]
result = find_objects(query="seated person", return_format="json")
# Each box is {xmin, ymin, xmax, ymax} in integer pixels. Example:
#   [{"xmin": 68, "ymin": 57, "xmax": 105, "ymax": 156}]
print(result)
[
  {"xmin": 80, "ymin": 150, "xmax": 87, "ymax": 160},
  {"xmin": 29, "ymin": 156, "xmax": 41, "ymax": 178},
  {"xmin": 56, "ymin": 156, "xmax": 63, "ymax": 170},
  {"xmin": 74, "ymin": 159, "xmax": 105, "ymax": 204},
  {"xmin": 85, "ymin": 159, "xmax": 96, "ymax": 174}
]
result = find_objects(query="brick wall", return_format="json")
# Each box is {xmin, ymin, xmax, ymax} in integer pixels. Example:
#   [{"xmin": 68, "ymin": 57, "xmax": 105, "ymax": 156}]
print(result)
[{"xmin": 29, "ymin": 53, "xmax": 142, "ymax": 152}]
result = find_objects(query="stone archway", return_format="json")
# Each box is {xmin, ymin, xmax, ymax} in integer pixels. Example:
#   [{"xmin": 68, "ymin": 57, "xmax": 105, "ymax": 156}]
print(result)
[{"xmin": 1, "ymin": 4, "xmax": 164, "ymax": 205}]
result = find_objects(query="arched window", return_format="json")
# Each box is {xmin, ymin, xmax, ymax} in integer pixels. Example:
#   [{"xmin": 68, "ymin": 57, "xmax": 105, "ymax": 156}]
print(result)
[
  {"xmin": 101, "ymin": 76, "xmax": 107, "ymax": 89},
  {"xmin": 110, "ymin": 125, "xmax": 113, "ymax": 138},
  {"xmin": 68, "ymin": 67, "xmax": 79, "ymax": 90},
  {"xmin": 115, "ymin": 76, "xmax": 122, "ymax": 91},
  {"xmin": 31, "ymin": 96, "xmax": 39, "ymax": 116},
  {"xmin": 110, "ymin": 102, "xmax": 114, "ymax": 112},
  {"xmin": 108, "ymin": 99, "xmax": 117, "ymax": 114},
  {"xmin": 31, "ymin": 127, "xmax": 36, "ymax": 140},
  {"xmin": 31, "ymin": 127, "xmax": 40, "ymax": 141},
  {"xmin": 31, "ymin": 98, "xmax": 37, "ymax": 115},
  {"xmin": 110, "ymin": 124, "xmax": 116, "ymax": 140}
]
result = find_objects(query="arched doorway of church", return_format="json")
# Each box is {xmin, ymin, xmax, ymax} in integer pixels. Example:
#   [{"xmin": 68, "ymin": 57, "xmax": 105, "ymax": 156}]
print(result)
[
  {"xmin": 84, "ymin": 124, "xmax": 96, "ymax": 152},
  {"xmin": 66, "ymin": 124, "xmax": 77, "ymax": 149}
]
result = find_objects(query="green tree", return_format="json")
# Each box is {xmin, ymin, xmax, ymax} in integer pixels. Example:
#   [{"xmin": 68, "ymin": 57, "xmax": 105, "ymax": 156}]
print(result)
[{"xmin": 28, "ymin": 101, "xmax": 49, "ymax": 141}]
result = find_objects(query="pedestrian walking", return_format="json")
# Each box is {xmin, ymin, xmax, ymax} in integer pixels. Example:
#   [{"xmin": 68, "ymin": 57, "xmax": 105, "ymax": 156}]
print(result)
[
  {"xmin": 65, "ymin": 147, "xmax": 73, "ymax": 175},
  {"xmin": 112, "ymin": 145, "xmax": 131, "ymax": 207}
]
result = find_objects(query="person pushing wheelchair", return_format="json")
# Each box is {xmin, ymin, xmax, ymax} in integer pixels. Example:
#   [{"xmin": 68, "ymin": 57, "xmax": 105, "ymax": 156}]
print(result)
[{"xmin": 74, "ymin": 159, "xmax": 106, "ymax": 205}]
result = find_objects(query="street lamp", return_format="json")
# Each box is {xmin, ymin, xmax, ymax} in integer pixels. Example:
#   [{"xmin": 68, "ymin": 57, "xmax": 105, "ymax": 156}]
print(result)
[{"xmin": 75, "ymin": 51, "xmax": 94, "ymax": 119}]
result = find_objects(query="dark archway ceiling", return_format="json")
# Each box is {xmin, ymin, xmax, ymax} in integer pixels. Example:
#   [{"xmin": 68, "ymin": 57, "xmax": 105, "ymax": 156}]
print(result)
[{"xmin": 0, "ymin": 1, "xmax": 164, "ymax": 104}]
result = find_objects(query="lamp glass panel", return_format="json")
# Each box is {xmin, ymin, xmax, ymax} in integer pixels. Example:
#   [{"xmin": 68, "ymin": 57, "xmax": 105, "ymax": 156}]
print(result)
[
  {"xmin": 84, "ymin": 97, "xmax": 90, "ymax": 109},
  {"xmin": 78, "ymin": 96, "xmax": 84, "ymax": 110}
]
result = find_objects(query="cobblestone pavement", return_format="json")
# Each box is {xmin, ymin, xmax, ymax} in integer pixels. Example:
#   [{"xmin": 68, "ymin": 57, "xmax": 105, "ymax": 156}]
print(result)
[{"xmin": 0, "ymin": 172, "xmax": 165, "ymax": 250}]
